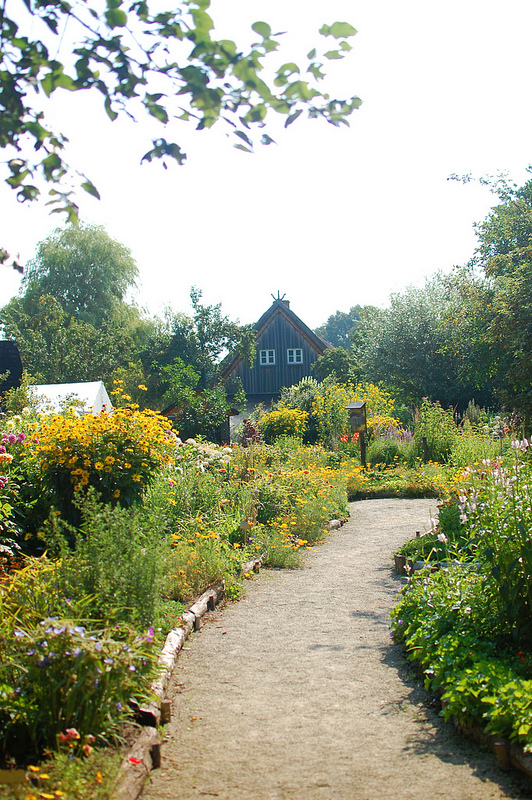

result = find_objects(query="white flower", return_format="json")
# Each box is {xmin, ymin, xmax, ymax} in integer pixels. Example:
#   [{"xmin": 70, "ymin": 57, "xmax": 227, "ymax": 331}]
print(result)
[{"xmin": 437, "ymin": 533, "xmax": 448, "ymax": 544}]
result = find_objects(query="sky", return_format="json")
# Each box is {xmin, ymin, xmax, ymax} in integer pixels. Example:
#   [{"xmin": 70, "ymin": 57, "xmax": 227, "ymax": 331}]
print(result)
[{"xmin": 2, "ymin": 0, "xmax": 532, "ymax": 330}]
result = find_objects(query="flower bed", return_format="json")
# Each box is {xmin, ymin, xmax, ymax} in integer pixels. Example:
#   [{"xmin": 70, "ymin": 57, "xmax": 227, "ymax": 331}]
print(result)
[{"xmin": 391, "ymin": 443, "xmax": 532, "ymax": 755}]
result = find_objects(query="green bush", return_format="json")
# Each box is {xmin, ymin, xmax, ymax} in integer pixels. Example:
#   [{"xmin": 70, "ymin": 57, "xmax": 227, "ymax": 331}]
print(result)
[
  {"xmin": 391, "ymin": 564, "xmax": 532, "ymax": 748},
  {"xmin": 258, "ymin": 407, "xmax": 308, "ymax": 443},
  {"xmin": 49, "ymin": 491, "xmax": 168, "ymax": 629},
  {"xmin": 367, "ymin": 436, "xmax": 415, "ymax": 466},
  {"xmin": 414, "ymin": 399, "xmax": 457, "ymax": 463}
]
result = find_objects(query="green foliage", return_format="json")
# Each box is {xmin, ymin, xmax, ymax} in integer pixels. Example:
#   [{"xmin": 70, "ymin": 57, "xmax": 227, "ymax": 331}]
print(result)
[
  {"xmin": 22, "ymin": 224, "xmax": 138, "ymax": 326},
  {"xmin": 366, "ymin": 435, "xmax": 415, "ymax": 467},
  {"xmin": 457, "ymin": 448, "xmax": 532, "ymax": 646},
  {"xmin": 277, "ymin": 377, "xmax": 321, "ymax": 443},
  {"xmin": 356, "ymin": 276, "xmax": 492, "ymax": 410},
  {"xmin": 312, "ymin": 346, "xmax": 359, "ymax": 384},
  {"xmin": 391, "ymin": 563, "xmax": 532, "ymax": 749},
  {"xmin": 1, "ymin": 0, "xmax": 360, "ymax": 252},
  {"xmin": 48, "ymin": 491, "xmax": 168, "ymax": 629},
  {"xmin": 0, "ymin": 225, "xmax": 150, "ymax": 386},
  {"xmin": 258, "ymin": 407, "xmax": 308, "ymax": 443},
  {"xmin": 443, "ymin": 172, "xmax": 532, "ymax": 421},
  {"xmin": 0, "ymin": 614, "xmax": 156, "ymax": 754},
  {"xmin": 314, "ymin": 306, "xmax": 365, "ymax": 348},
  {"xmin": 413, "ymin": 399, "xmax": 457, "ymax": 463}
]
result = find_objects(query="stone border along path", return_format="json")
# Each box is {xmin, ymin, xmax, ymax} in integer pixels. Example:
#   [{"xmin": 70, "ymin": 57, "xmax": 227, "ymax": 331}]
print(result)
[{"xmin": 138, "ymin": 498, "xmax": 531, "ymax": 800}]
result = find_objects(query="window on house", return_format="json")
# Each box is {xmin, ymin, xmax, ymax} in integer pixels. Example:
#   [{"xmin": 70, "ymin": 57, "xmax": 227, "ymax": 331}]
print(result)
[
  {"xmin": 287, "ymin": 348, "xmax": 303, "ymax": 364},
  {"xmin": 260, "ymin": 349, "xmax": 275, "ymax": 365}
]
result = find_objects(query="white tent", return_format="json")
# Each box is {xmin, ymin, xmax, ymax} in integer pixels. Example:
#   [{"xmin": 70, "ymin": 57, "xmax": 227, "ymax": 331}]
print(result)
[{"xmin": 30, "ymin": 381, "xmax": 113, "ymax": 414}]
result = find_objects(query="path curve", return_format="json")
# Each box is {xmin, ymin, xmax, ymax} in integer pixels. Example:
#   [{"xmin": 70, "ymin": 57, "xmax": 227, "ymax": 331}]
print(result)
[{"xmin": 141, "ymin": 499, "xmax": 530, "ymax": 800}]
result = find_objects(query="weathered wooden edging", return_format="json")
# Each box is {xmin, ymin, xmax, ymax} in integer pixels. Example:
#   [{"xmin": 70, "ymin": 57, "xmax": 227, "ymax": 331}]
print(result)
[
  {"xmin": 113, "ymin": 526, "xmax": 346, "ymax": 800},
  {"xmin": 113, "ymin": 580, "xmax": 226, "ymax": 800},
  {"xmin": 112, "ymin": 554, "xmax": 265, "ymax": 800},
  {"xmin": 452, "ymin": 716, "xmax": 532, "ymax": 781}
]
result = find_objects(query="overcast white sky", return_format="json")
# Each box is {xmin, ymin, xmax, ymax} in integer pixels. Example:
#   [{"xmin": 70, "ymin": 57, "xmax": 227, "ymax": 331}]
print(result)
[{"xmin": 2, "ymin": 0, "xmax": 532, "ymax": 330}]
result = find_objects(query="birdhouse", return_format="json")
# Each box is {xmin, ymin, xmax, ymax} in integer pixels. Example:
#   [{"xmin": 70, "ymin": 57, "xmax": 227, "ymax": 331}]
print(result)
[{"xmin": 345, "ymin": 402, "xmax": 367, "ymax": 434}]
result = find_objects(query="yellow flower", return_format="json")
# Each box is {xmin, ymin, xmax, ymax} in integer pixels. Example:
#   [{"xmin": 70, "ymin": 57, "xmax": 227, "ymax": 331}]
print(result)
[
  {"xmin": 132, "ymin": 474, "xmax": 141, "ymax": 482},
  {"xmin": 138, "ymin": 384, "xmax": 148, "ymax": 391},
  {"xmin": 113, "ymin": 489, "xmax": 121, "ymax": 498}
]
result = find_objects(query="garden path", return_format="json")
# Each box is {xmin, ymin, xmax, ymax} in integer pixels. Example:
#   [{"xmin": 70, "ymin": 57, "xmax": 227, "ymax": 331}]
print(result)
[{"xmin": 141, "ymin": 499, "xmax": 531, "ymax": 800}]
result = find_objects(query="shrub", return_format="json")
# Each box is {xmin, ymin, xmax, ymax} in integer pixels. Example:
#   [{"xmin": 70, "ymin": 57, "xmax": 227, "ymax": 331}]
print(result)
[
  {"xmin": 49, "ymin": 491, "xmax": 168, "ymax": 628},
  {"xmin": 258, "ymin": 407, "xmax": 308, "ymax": 443},
  {"xmin": 278, "ymin": 377, "xmax": 321, "ymax": 443},
  {"xmin": 24, "ymin": 405, "xmax": 176, "ymax": 522},
  {"xmin": 413, "ymin": 399, "xmax": 457, "ymax": 463}
]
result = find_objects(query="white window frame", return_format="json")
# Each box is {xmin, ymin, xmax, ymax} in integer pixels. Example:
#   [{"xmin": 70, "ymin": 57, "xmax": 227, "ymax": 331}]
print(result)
[
  {"xmin": 260, "ymin": 349, "xmax": 276, "ymax": 365},
  {"xmin": 287, "ymin": 348, "xmax": 303, "ymax": 364}
]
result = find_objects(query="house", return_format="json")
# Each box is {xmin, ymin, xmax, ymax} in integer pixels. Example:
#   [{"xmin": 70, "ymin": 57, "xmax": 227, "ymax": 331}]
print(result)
[
  {"xmin": 30, "ymin": 381, "xmax": 113, "ymax": 414},
  {"xmin": 222, "ymin": 296, "xmax": 332, "ymax": 408},
  {"xmin": 0, "ymin": 340, "xmax": 23, "ymax": 396}
]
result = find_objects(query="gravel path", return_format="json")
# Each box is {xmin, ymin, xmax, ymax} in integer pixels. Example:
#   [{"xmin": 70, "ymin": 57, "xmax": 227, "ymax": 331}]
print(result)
[{"xmin": 141, "ymin": 499, "xmax": 531, "ymax": 800}]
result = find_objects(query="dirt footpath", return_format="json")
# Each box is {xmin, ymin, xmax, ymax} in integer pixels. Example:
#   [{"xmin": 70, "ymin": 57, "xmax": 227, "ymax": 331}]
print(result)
[{"xmin": 141, "ymin": 498, "xmax": 531, "ymax": 800}]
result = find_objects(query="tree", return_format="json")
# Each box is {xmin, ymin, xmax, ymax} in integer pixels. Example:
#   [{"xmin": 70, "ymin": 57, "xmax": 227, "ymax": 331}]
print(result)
[
  {"xmin": 314, "ymin": 306, "xmax": 364, "ymax": 348},
  {"xmin": 0, "ymin": 224, "xmax": 150, "ymax": 384},
  {"xmin": 356, "ymin": 276, "xmax": 489, "ymax": 410},
  {"xmin": 21, "ymin": 223, "xmax": 138, "ymax": 326},
  {"xmin": 147, "ymin": 287, "xmax": 255, "ymax": 397},
  {"xmin": 1, "ymin": 1, "xmax": 361, "ymax": 267},
  {"xmin": 445, "ymin": 172, "xmax": 532, "ymax": 419},
  {"xmin": 312, "ymin": 347, "xmax": 359, "ymax": 384}
]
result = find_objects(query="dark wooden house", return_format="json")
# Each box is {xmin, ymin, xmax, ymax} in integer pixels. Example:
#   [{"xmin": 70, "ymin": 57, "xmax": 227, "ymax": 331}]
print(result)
[
  {"xmin": 222, "ymin": 297, "xmax": 331, "ymax": 406},
  {"xmin": 0, "ymin": 340, "xmax": 23, "ymax": 396}
]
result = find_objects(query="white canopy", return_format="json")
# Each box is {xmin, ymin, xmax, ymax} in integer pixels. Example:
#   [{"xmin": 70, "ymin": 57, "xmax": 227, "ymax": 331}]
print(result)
[{"xmin": 30, "ymin": 381, "xmax": 113, "ymax": 414}]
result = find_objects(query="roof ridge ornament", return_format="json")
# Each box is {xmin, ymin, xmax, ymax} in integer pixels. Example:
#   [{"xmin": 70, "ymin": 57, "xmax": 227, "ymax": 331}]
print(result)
[{"xmin": 271, "ymin": 291, "xmax": 286, "ymax": 302}]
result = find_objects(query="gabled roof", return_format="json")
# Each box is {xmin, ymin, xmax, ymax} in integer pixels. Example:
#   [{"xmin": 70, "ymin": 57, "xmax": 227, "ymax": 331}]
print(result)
[
  {"xmin": 30, "ymin": 381, "xmax": 112, "ymax": 414},
  {"xmin": 221, "ymin": 298, "xmax": 331, "ymax": 379}
]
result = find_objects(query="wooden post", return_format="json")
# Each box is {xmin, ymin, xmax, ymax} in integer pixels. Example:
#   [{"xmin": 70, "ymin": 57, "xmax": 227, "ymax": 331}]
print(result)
[
  {"xmin": 360, "ymin": 432, "xmax": 366, "ymax": 469},
  {"xmin": 422, "ymin": 435, "xmax": 429, "ymax": 464},
  {"xmin": 160, "ymin": 701, "xmax": 172, "ymax": 724}
]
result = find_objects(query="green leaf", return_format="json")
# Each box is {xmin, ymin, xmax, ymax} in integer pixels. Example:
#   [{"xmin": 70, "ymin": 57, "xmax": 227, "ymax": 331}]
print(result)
[
  {"xmin": 234, "ymin": 130, "xmax": 253, "ymax": 147},
  {"xmin": 104, "ymin": 96, "xmax": 118, "ymax": 121},
  {"xmin": 284, "ymin": 109, "xmax": 302, "ymax": 128},
  {"xmin": 307, "ymin": 48, "xmax": 316, "ymax": 59},
  {"xmin": 324, "ymin": 50, "xmax": 344, "ymax": 60},
  {"xmin": 251, "ymin": 21, "xmax": 271, "ymax": 38},
  {"xmin": 81, "ymin": 179, "xmax": 101, "ymax": 200},
  {"xmin": 320, "ymin": 21, "xmax": 357, "ymax": 39},
  {"xmin": 105, "ymin": 7, "xmax": 127, "ymax": 27}
]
